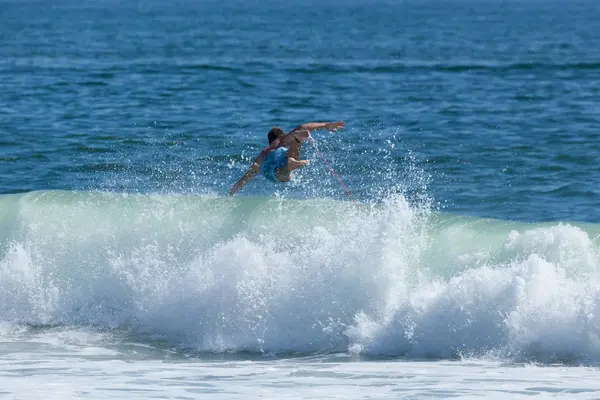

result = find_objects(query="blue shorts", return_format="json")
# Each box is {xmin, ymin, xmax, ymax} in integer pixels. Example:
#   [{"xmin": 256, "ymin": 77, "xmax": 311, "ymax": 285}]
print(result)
[{"xmin": 260, "ymin": 147, "xmax": 288, "ymax": 182}]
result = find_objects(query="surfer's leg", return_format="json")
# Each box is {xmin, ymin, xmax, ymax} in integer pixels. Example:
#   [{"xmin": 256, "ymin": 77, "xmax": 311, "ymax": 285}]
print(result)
[
  {"xmin": 274, "ymin": 158, "xmax": 308, "ymax": 182},
  {"xmin": 276, "ymin": 169, "xmax": 291, "ymax": 182}
]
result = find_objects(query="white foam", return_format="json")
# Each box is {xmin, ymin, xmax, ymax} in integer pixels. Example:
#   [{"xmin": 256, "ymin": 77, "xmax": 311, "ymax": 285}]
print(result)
[{"xmin": 1, "ymin": 191, "xmax": 600, "ymax": 362}]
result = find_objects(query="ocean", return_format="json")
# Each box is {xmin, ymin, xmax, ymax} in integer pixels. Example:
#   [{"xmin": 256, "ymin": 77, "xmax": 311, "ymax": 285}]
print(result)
[{"xmin": 1, "ymin": 0, "xmax": 600, "ymax": 398}]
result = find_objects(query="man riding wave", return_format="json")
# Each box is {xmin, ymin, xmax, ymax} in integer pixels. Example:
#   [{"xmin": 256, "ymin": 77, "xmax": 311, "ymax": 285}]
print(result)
[{"xmin": 229, "ymin": 121, "xmax": 345, "ymax": 195}]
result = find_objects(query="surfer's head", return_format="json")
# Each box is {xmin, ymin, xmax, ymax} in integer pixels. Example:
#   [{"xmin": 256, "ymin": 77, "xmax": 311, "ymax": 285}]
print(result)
[{"xmin": 268, "ymin": 127, "xmax": 285, "ymax": 144}]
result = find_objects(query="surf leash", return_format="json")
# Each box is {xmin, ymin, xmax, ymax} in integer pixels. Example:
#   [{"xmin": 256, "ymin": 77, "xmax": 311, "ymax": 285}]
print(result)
[{"xmin": 308, "ymin": 137, "xmax": 359, "ymax": 209}]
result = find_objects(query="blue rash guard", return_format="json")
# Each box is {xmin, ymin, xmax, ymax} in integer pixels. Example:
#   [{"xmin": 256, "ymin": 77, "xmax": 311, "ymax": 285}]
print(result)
[{"xmin": 260, "ymin": 147, "xmax": 288, "ymax": 182}]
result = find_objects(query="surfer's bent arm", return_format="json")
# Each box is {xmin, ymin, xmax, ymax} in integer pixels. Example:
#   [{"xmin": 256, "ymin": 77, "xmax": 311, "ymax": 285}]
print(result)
[
  {"xmin": 229, "ymin": 155, "xmax": 263, "ymax": 196},
  {"xmin": 291, "ymin": 121, "xmax": 346, "ymax": 133}
]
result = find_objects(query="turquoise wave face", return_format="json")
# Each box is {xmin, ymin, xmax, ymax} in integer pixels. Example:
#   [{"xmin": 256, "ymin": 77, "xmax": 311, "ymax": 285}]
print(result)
[{"xmin": 1, "ymin": 191, "xmax": 599, "ymax": 362}]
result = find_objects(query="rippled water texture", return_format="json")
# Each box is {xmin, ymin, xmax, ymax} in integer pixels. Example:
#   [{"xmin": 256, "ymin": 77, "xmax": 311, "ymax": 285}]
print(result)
[{"xmin": 2, "ymin": 0, "xmax": 600, "ymax": 221}]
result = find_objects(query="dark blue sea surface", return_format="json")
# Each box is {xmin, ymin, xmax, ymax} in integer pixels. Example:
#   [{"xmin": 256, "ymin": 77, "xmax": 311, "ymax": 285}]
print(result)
[{"xmin": 1, "ymin": 0, "xmax": 599, "ymax": 222}]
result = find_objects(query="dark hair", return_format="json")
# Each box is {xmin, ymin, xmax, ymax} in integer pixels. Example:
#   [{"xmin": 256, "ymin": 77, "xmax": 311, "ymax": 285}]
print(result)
[{"xmin": 268, "ymin": 127, "xmax": 285, "ymax": 144}]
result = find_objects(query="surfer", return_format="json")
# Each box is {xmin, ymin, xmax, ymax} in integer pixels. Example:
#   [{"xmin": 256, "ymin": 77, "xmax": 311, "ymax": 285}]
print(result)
[{"xmin": 229, "ymin": 121, "xmax": 346, "ymax": 195}]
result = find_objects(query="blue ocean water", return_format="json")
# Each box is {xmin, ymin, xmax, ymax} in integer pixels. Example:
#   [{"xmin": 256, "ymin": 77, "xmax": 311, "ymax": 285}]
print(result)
[
  {"xmin": 2, "ymin": 0, "xmax": 599, "ymax": 221},
  {"xmin": 2, "ymin": 0, "xmax": 600, "ymax": 398}
]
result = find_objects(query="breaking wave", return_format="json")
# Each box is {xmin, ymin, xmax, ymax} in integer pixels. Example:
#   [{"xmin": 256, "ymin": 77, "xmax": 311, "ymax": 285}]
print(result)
[{"xmin": 1, "ymin": 190, "xmax": 599, "ymax": 363}]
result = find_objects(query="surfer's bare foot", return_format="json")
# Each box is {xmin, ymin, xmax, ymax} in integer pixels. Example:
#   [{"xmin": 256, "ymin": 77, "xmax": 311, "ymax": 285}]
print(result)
[{"xmin": 287, "ymin": 157, "xmax": 309, "ymax": 171}]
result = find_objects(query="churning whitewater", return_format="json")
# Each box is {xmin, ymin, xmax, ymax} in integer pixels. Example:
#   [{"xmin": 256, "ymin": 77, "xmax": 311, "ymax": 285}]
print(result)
[{"xmin": 1, "ymin": 190, "xmax": 599, "ymax": 363}]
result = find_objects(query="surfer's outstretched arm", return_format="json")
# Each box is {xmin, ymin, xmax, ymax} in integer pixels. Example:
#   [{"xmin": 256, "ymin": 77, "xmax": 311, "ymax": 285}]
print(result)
[
  {"xmin": 229, "ymin": 168, "xmax": 257, "ymax": 196},
  {"xmin": 291, "ymin": 121, "xmax": 345, "ymax": 133},
  {"xmin": 229, "ymin": 154, "xmax": 263, "ymax": 196}
]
